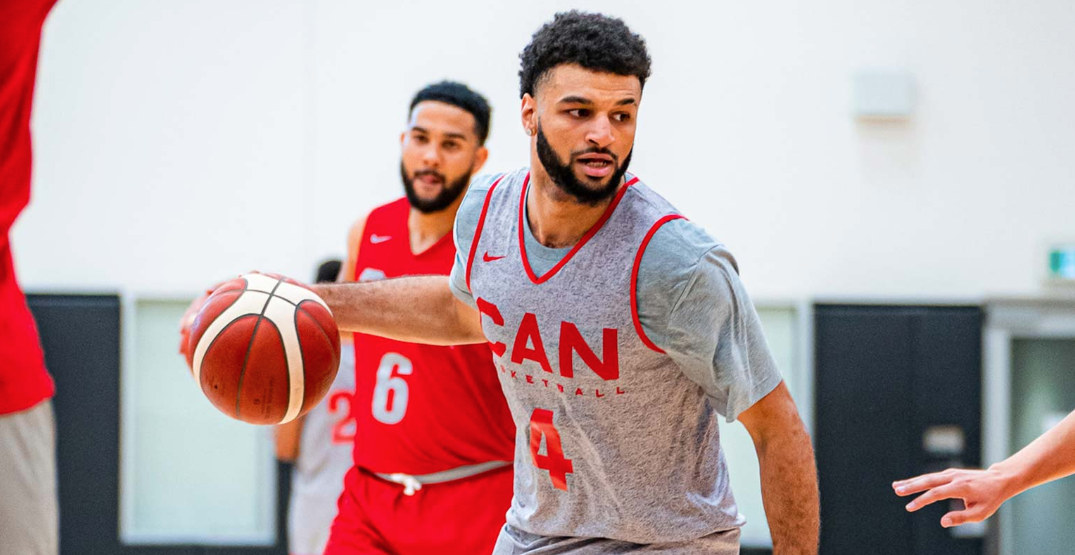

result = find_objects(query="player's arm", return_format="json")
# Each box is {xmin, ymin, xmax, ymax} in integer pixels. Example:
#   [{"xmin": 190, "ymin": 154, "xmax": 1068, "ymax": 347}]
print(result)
[
  {"xmin": 312, "ymin": 176, "xmax": 494, "ymax": 346},
  {"xmin": 738, "ymin": 383, "xmax": 820, "ymax": 555},
  {"xmin": 274, "ymin": 416, "xmax": 304, "ymax": 462},
  {"xmin": 312, "ymin": 277, "xmax": 484, "ymax": 346},
  {"xmin": 649, "ymin": 236, "xmax": 818, "ymax": 555},
  {"xmin": 894, "ymin": 408, "xmax": 1075, "ymax": 527},
  {"xmin": 337, "ymin": 216, "xmax": 366, "ymax": 283}
]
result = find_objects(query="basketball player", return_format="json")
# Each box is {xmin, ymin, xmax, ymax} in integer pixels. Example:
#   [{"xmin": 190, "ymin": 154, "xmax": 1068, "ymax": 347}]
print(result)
[
  {"xmin": 308, "ymin": 12, "xmax": 820, "ymax": 555},
  {"xmin": 895, "ymin": 408, "xmax": 1075, "ymax": 527},
  {"xmin": 275, "ymin": 259, "xmax": 357, "ymax": 555},
  {"xmin": 0, "ymin": 1, "xmax": 61, "ymax": 554},
  {"xmin": 320, "ymin": 81, "xmax": 516, "ymax": 555}
]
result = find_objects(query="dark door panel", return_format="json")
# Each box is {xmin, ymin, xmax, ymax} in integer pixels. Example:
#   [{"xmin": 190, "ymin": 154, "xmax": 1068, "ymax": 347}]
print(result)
[
  {"xmin": 816, "ymin": 307, "xmax": 915, "ymax": 555},
  {"xmin": 815, "ymin": 304, "xmax": 982, "ymax": 555}
]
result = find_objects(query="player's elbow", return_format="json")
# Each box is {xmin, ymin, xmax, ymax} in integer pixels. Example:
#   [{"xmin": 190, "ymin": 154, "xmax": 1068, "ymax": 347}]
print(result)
[
  {"xmin": 741, "ymin": 383, "xmax": 811, "ymax": 453},
  {"xmin": 448, "ymin": 299, "xmax": 486, "ymax": 345}
]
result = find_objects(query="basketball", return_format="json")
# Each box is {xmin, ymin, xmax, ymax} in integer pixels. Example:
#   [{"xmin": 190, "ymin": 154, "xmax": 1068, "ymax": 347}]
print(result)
[{"xmin": 187, "ymin": 273, "xmax": 341, "ymax": 425}]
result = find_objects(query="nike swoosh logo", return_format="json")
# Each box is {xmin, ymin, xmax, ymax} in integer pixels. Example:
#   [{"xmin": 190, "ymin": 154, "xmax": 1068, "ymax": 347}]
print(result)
[
  {"xmin": 483, "ymin": 252, "xmax": 506, "ymax": 262},
  {"xmin": 370, "ymin": 235, "xmax": 392, "ymax": 244}
]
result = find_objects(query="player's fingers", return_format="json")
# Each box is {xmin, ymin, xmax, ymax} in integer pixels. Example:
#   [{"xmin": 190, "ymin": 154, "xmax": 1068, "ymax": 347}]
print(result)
[
  {"xmin": 941, "ymin": 506, "xmax": 987, "ymax": 528},
  {"xmin": 893, "ymin": 470, "xmax": 956, "ymax": 496},
  {"xmin": 178, "ymin": 298, "xmax": 203, "ymax": 332},
  {"xmin": 178, "ymin": 327, "xmax": 190, "ymax": 356},
  {"xmin": 904, "ymin": 484, "xmax": 959, "ymax": 512}
]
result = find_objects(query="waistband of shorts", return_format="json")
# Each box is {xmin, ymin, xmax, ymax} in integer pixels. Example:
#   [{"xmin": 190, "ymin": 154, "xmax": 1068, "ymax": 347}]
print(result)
[{"xmin": 372, "ymin": 460, "xmax": 512, "ymax": 486}]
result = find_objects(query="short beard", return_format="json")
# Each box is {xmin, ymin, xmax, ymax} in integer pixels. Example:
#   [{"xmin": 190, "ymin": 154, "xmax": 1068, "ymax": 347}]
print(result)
[
  {"xmin": 401, "ymin": 162, "xmax": 472, "ymax": 214},
  {"xmin": 535, "ymin": 124, "xmax": 632, "ymax": 206}
]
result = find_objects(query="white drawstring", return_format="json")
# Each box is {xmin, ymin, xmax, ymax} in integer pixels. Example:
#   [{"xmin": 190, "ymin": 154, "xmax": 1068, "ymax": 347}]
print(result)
[
  {"xmin": 385, "ymin": 473, "xmax": 423, "ymax": 496},
  {"xmin": 374, "ymin": 461, "xmax": 511, "ymax": 495}
]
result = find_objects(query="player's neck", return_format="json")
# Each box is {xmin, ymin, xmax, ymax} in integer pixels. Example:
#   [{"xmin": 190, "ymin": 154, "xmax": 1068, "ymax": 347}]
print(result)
[
  {"xmin": 526, "ymin": 170, "xmax": 619, "ymax": 249},
  {"xmin": 407, "ymin": 194, "xmax": 462, "ymax": 254}
]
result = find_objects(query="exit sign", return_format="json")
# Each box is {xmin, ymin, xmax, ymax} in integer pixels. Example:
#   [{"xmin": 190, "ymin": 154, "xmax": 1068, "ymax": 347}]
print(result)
[{"xmin": 1049, "ymin": 245, "xmax": 1075, "ymax": 281}]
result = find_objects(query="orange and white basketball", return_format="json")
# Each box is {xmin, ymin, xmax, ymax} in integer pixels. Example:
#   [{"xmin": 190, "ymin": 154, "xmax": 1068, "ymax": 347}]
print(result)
[{"xmin": 187, "ymin": 273, "xmax": 341, "ymax": 425}]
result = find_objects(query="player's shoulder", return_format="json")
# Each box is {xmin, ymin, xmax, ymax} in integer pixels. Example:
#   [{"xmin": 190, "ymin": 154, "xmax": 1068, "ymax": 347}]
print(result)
[
  {"xmin": 367, "ymin": 197, "xmax": 410, "ymax": 221},
  {"xmin": 457, "ymin": 169, "xmax": 524, "ymax": 220},
  {"xmin": 623, "ymin": 175, "xmax": 732, "ymax": 270},
  {"xmin": 622, "ymin": 175, "xmax": 679, "ymax": 217},
  {"xmin": 458, "ymin": 174, "xmax": 495, "ymax": 223},
  {"xmin": 454, "ymin": 170, "xmax": 519, "ymax": 254},
  {"xmin": 636, "ymin": 221, "xmax": 742, "ymax": 326},
  {"xmin": 466, "ymin": 172, "xmax": 502, "ymax": 195},
  {"xmin": 348, "ymin": 198, "xmax": 407, "ymax": 256},
  {"xmin": 462, "ymin": 168, "xmax": 526, "ymax": 201},
  {"xmin": 639, "ymin": 213, "xmax": 740, "ymax": 281},
  {"xmin": 356, "ymin": 197, "xmax": 410, "ymax": 241},
  {"xmin": 653, "ymin": 218, "xmax": 722, "ymax": 255}
]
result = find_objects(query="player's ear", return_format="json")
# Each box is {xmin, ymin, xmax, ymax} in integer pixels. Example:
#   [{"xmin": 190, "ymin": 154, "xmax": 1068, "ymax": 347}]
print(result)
[
  {"xmin": 520, "ymin": 94, "xmax": 536, "ymax": 137},
  {"xmin": 472, "ymin": 146, "xmax": 489, "ymax": 174},
  {"xmin": 400, "ymin": 131, "xmax": 406, "ymax": 147}
]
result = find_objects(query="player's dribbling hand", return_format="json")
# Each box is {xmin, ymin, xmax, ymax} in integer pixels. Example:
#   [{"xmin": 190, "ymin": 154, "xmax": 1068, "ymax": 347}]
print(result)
[
  {"xmin": 178, "ymin": 289, "xmax": 212, "ymax": 362},
  {"xmin": 178, "ymin": 275, "xmax": 246, "ymax": 365},
  {"xmin": 892, "ymin": 467, "xmax": 1012, "ymax": 527},
  {"xmin": 178, "ymin": 273, "xmax": 275, "ymax": 366}
]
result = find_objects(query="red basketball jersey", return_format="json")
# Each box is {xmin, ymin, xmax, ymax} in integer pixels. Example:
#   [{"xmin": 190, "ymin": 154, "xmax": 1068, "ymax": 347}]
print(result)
[
  {"xmin": 351, "ymin": 198, "xmax": 515, "ymax": 475},
  {"xmin": 0, "ymin": 0, "xmax": 58, "ymax": 416}
]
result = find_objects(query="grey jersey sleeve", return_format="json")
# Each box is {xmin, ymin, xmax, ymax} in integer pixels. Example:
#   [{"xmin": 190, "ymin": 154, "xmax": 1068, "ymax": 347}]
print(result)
[
  {"xmin": 448, "ymin": 174, "xmax": 497, "ymax": 310},
  {"xmin": 636, "ymin": 221, "xmax": 783, "ymax": 422}
]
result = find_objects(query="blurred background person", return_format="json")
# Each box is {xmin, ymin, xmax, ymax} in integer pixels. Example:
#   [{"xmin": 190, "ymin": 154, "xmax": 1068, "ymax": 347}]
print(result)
[
  {"xmin": 0, "ymin": 1, "xmax": 60, "ymax": 554},
  {"xmin": 322, "ymin": 80, "xmax": 516, "ymax": 555},
  {"xmin": 275, "ymin": 259, "xmax": 356, "ymax": 555}
]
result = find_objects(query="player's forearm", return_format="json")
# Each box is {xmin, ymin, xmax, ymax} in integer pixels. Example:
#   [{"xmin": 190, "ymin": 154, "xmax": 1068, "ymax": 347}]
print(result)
[
  {"xmin": 313, "ymin": 276, "xmax": 484, "ymax": 346},
  {"xmin": 991, "ymin": 408, "xmax": 1075, "ymax": 499},
  {"xmin": 756, "ymin": 421, "xmax": 820, "ymax": 555},
  {"xmin": 274, "ymin": 417, "xmax": 303, "ymax": 462}
]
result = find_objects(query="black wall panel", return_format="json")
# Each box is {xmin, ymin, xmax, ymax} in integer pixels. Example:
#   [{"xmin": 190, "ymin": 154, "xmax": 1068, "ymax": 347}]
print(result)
[
  {"xmin": 27, "ymin": 294, "xmax": 288, "ymax": 555},
  {"xmin": 815, "ymin": 304, "xmax": 982, "ymax": 555}
]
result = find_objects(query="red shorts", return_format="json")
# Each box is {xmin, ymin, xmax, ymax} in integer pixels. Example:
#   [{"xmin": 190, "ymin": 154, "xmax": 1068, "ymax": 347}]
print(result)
[{"xmin": 323, "ymin": 465, "xmax": 513, "ymax": 555}]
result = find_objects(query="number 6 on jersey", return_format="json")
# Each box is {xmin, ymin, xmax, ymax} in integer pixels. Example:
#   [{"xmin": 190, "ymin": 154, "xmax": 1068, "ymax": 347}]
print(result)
[
  {"xmin": 371, "ymin": 353, "xmax": 412, "ymax": 424},
  {"xmin": 530, "ymin": 408, "xmax": 574, "ymax": 491}
]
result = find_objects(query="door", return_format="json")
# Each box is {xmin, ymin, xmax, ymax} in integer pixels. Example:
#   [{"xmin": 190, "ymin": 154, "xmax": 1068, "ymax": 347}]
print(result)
[
  {"xmin": 815, "ymin": 304, "xmax": 982, "ymax": 555},
  {"xmin": 1007, "ymin": 338, "xmax": 1075, "ymax": 555}
]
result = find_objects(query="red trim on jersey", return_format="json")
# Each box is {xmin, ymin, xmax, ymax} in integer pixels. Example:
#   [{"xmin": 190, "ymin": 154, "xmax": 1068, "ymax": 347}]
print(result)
[
  {"xmin": 519, "ymin": 175, "xmax": 640, "ymax": 285},
  {"xmin": 631, "ymin": 214, "xmax": 685, "ymax": 354},
  {"xmin": 465, "ymin": 175, "xmax": 506, "ymax": 292},
  {"xmin": 411, "ymin": 229, "xmax": 454, "ymax": 258}
]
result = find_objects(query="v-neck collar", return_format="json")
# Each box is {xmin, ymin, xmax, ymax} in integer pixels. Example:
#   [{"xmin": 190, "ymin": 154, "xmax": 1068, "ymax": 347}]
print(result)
[{"xmin": 517, "ymin": 172, "xmax": 639, "ymax": 284}]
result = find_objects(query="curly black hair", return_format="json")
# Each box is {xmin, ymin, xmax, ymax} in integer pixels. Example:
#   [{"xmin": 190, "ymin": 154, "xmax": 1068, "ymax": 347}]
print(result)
[
  {"xmin": 519, "ymin": 11, "xmax": 651, "ymax": 98},
  {"xmin": 409, "ymin": 81, "xmax": 492, "ymax": 145}
]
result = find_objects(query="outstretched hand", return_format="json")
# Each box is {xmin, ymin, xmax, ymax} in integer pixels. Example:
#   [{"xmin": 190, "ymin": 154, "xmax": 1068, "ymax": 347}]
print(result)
[
  {"xmin": 178, "ymin": 289, "xmax": 213, "ymax": 365},
  {"xmin": 178, "ymin": 272, "xmax": 278, "ymax": 365},
  {"xmin": 893, "ymin": 467, "xmax": 1012, "ymax": 527}
]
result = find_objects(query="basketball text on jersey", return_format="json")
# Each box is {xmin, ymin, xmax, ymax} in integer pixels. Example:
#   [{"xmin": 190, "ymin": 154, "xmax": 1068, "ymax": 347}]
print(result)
[{"xmin": 477, "ymin": 297, "xmax": 625, "ymax": 398}]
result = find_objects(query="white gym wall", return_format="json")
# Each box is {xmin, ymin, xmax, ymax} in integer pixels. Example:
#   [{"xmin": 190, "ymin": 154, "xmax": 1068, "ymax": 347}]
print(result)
[
  {"xmin": 10, "ymin": 0, "xmax": 1075, "ymax": 549},
  {"xmin": 13, "ymin": 0, "xmax": 1075, "ymax": 299}
]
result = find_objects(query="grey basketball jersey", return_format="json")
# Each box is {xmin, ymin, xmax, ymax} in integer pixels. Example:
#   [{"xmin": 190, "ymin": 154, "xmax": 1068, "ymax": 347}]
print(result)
[{"xmin": 466, "ymin": 168, "xmax": 743, "ymax": 545}]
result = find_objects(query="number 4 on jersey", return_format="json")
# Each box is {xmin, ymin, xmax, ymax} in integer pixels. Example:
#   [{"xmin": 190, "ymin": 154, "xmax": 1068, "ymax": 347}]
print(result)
[{"xmin": 529, "ymin": 409, "xmax": 574, "ymax": 491}]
